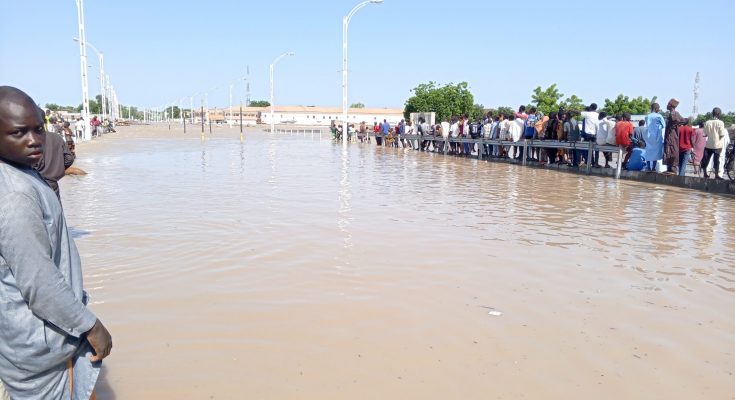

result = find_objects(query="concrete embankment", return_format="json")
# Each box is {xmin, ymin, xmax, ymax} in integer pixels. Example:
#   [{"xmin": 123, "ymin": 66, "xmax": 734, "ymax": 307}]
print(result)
[{"xmin": 368, "ymin": 133, "xmax": 735, "ymax": 196}]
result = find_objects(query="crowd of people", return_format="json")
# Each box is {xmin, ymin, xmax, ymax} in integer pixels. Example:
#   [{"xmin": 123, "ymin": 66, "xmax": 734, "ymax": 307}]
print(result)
[
  {"xmin": 44, "ymin": 110, "xmax": 116, "ymax": 142},
  {"xmin": 352, "ymin": 99, "xmax": 732, "ymax": 179}
]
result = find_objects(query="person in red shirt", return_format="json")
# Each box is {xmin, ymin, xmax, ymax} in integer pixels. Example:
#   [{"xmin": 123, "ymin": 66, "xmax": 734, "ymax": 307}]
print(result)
[
  {"xmin": 615, "ymin": 113, "xmax": 635, "ymax": 167},
  {"xmin": 90, "ymin": 116, "xmax": 102, "ymax": 137},
  {"xmin": 678, "ymin": 122, "xmax": 695, "ymax": 176}
]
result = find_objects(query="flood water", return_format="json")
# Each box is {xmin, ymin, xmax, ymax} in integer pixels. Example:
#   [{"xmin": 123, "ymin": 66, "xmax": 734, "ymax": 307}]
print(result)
[{"xmin": 61, "ymin": 125, "xmax": 735, "ymax": 399}]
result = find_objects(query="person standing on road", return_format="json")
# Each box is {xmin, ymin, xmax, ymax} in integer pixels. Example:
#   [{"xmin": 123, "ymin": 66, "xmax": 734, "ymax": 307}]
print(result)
[
  {"xmin": 580, "ymin": 104, "xmax": 600, "ymax": 166},
  {"xmin": 664, "ymin": 98, "xmax": 688, "ymax": 174},
  {"xmin": 644, "ymin": 103, "xmax": 666, "ymax": 172},
  {"xmin": 33, "ymin": 122, "xmax": 75, "ymax": 198},
  {"xmin": 677, "ymin": 121, "xmax": 695, "ymax": 177}
]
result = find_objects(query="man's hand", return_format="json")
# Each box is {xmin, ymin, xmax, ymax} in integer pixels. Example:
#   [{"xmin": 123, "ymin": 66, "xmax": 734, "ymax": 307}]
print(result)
[{"xmin": 86, "ymin": 319, "xmax": 112, "ymax": 362}]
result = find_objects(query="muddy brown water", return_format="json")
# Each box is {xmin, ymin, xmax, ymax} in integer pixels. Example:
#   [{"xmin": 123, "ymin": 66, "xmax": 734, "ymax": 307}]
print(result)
[{"xmin": 60, "ymin": 125, "xmax": 734, "ymax": 399}]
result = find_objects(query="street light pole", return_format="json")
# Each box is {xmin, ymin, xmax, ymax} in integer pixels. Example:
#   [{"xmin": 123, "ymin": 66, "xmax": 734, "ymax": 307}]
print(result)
[
  {"xmin": 105, "ymin": 73, "xmax": 112, "ymax": 119},
  {"xmin": 269, "ymin": 52, "xmax": 294, "ymax": 135},
  {"xmin": 73, "ymin": 38, "xmax": 107, "ymax": 123},
  {"xmin": 342, "ymin": 0, "xmax": 383, "ymax": 146},
  {"xmin": 190, "ymin": 95, "xmax": 195, "ymax": 124},
  {"xmin": 96, "ymin": 52, "xmax": 105, "ymax": 122},
  {"xmin": 204, "ymin": 92, "xmax": 209, "ymax": 125},
  {"xmin": 107, "ymin": 75, "xmax": 112, "ymax": 120},
  {"xmin": 229, "ymin": 84, "xmax": 233, "ymax": 128},
  {"xmin": 74, "ymin": 0, "xmax": 92, "ymax": 141}
]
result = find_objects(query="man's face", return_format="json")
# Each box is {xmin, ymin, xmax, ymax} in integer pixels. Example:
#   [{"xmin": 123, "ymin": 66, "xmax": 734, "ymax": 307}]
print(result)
[{"xmin": 0, "ymin": 99, "xmax": 46, "ymax": 167}]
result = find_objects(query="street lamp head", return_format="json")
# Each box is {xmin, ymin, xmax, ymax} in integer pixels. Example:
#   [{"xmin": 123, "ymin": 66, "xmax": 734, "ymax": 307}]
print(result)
[
  {"xmin": 287, "ymin": 52, "xmax": 295, "ymax": 56},
  {"xmin": 72, "ymin": 37, "xmax": 80, "ymax": 42},
  {"xmin": 370, "ymin": 0, "xmax": 383, "ymax": 3}
]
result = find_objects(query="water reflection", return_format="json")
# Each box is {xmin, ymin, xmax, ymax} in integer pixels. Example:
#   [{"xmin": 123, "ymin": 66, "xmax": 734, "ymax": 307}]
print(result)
[
  {"xmin": 200, "ymin": 141, "xmax": 207, "ymax": 172},
  {"xmin": 239, "ymin": 139, "xmax": 245, "ymax": 175},
  {"xmin": 338, "ymin": 145, "xmax": 353, "ymax": 251}
]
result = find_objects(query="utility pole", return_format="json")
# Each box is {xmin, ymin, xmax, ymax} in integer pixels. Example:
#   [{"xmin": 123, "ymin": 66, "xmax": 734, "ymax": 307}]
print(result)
[
  {"xmin": 74, "ymin": 0, "xmax": 91, "ymax": 141},
  {"xmin": 229, "ymin": 84, "xmax": 233, "ymax": 127},
  {"xmin": 246, "ymin": 65, "xmax": 251, "ymax": 107},
  {"xmin": 693, "ymin": 72, "xmax": 700, "ymax": 117}
]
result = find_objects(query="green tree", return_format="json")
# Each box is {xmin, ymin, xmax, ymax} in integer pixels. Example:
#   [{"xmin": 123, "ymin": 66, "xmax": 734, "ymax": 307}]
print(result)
[
  {"xmin": 45, "ymin": 103, "xmax": 78, "ymax": 112},
  {"xmin": 350, "ymin": 102, "xmax": 365, "ymax": 108},
  {"xmin": 560, "ymin": 95, "xmax": 585, "ymax": 114},
  {"xmin": 84, "ymin": 94, "xmax": 104, "ymax": 114},
  {"xmin": 469, "ymin": 104, "xmax": 485, "ymax": 121},
  {"xmin": 724, "ymin": 112, "xmax": 735, "ymax": 127},
  {"xmin": 531, "ymin": 84, "xmax": 564, "ymax": 115},
  {"xmin": 162, "ymin": 106, "xmax": 182, "ymax": 119},
  {"xmin": 493, "ymin": 106, "xmax": 515, "ymax": 118},
  {"xmin": 602, "ymin": 95, "xmax": 655, "ymax": 116},
  {"xmin": 403, "ymin": 81, "xmax": 476, "ymax": 122},
  {"xmin": 84, "ymin": 95, "xmax": 102, "ymax": 114},
  {"xmin": 249, "ymin": 100, "xmax": 270, "ymax": 107},
  {"xmin": 692, "ymin": 111, "xmax": 735, "ymax": 128}
]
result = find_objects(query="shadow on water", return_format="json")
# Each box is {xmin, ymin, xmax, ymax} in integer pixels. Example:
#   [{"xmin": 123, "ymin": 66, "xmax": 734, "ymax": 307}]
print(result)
[{"xmin": 68, "ymin": 226, "xmax": 92, "ymax": 240}]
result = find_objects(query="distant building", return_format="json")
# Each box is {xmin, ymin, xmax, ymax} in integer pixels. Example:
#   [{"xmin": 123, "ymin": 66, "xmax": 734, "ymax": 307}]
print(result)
[{"xmin": 196, "ymin": 106, "xmax": 404, "ymax": 126}]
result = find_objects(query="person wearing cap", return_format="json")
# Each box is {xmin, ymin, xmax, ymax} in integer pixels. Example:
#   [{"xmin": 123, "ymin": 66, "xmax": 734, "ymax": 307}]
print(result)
[{"xmin": 663, "ymin": 98, "xmax": 688, "ymax": 174}]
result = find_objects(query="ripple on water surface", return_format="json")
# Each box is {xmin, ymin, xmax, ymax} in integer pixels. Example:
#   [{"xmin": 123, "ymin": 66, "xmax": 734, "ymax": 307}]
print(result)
[{"xmin": 60, "ymin": 128, "xmax": 735, "ymax": 399}]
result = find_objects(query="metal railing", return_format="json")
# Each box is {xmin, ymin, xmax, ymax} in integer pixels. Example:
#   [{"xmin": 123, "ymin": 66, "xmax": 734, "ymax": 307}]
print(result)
[
  {"xmin": 368, "ymin": 133, "xmax": 626, "ymax": 179},
  {"xmin": 267, "ymin": 128, "xmax": 326, "ymax": 139}
]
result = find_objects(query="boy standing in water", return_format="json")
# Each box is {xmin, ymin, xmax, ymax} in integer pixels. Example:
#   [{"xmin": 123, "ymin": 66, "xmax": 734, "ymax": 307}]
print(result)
[{"xmin": 0, "ymin": 86, "xmax": 112, "ymax": 399}]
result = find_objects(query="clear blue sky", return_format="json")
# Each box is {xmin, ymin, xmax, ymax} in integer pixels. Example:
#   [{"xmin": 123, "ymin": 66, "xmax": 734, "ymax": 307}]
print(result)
[{"xmin": 1, "ymin": 0, "xmax": 733, "ymax": 114}]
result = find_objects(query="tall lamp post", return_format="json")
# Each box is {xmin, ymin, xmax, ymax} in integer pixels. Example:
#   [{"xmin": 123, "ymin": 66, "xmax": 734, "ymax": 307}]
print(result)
[
  {"xmin": 229, "ymin": 83, "xmax": 234, "ymax": 127},
  {"xmin": 74, "ymin": 38, "xmax": 106, "ymax": 122},
  {"xmin": 106, "ymin": 74, "xmax": 112, "ymax": 120},
  {"xmin": 74, "ymin": 0, "xmax": 91, "ymax": 141},
  {"xmin": 269, "ymin": 52, "xmax": 294, "ymax": 134},
  {"xmin": 342, "ymin": 0, "xmax": 383, "ymax": 146}
]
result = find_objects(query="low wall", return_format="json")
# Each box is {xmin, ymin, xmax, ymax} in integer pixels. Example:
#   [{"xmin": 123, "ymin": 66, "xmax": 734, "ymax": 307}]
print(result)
[{"xmin": 369, "ymin": 134, "xmax": 735, "ymax": 196}]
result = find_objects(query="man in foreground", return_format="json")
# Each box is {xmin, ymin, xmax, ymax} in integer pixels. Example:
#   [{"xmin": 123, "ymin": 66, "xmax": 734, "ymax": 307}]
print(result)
[{"xmin": 0, "ymin": 86, "xmax": 112, "ymax": 399}]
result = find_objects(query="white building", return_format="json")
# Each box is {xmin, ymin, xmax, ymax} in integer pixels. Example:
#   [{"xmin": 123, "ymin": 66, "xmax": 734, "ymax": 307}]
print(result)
[{"xmin": 218, "ymin": 106, "xmax": 405, "ymax": 126}]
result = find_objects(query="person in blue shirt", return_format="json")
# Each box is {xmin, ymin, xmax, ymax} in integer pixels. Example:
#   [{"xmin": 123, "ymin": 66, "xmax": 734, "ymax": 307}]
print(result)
[
  {"xmin": 643, "ymin": 103, "xmax": 666, "ymax": 172},
  {"xmin": 520, "ymin": 107, "xmax": 538, "ymax": 161}
]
